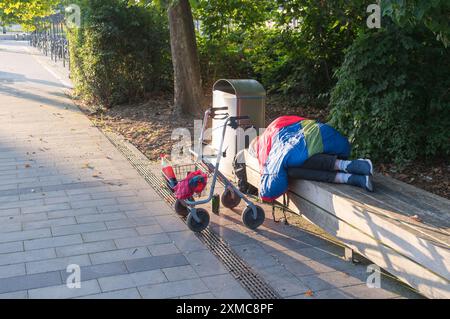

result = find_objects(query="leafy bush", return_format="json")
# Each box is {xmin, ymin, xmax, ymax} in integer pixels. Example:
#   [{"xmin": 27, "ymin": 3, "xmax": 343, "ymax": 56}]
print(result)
[
  {"xmin": 68, "ymin": 0, "xmax": 171, "ymax": 107},
  {"xmin": 243, "ymin": 27, "xmax": 343, "ymax": 106},
  {"xmin": 267, "ymin": 1, "xmax": 366, "ymax": 97},
  {"xmin": 329, "ymin": 23, "xmax": 450, "ymax": 164},
  {"xmin": 194, "ymin": 0, "xmax": 273, "ymax": 86},
  {"xmin": 382, "ymin": 0, "xmax": 450, "ymax": 46},
  {"xmin": 197, "ymin": 32, "xmax": 253, "ymax": 85},
  {"xmin": 194, "ymin": 0, "xmax": 365, "ymax": 106}
]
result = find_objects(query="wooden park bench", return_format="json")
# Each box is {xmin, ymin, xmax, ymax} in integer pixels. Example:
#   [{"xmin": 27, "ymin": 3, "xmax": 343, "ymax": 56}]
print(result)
[{"xmin": 244, "ymin": 150, "xmax": 450, "ymax": 299}]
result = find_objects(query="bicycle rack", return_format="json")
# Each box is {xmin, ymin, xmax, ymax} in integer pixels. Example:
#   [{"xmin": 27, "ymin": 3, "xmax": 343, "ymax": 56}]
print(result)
[{"xmin": 29, "ymin": 12, "xmax": 70, "ymax": 72}]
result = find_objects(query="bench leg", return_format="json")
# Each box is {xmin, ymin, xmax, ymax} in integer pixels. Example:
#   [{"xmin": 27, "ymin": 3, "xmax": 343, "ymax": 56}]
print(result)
[{"xmin": 271, "ymin": 201, "xmax": 289, "ymax": 225}]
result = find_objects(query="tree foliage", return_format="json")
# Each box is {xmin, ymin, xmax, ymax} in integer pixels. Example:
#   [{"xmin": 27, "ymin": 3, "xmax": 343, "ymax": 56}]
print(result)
[
  {"xmin": 131, "ymin": 0, "xmax": 204, "ymax": 114},
  {"xmin": 68, "ymin": 0, "xmax": 171, "ymax": 107},
  {"xmin": 329, "ymin": 23, "xmax": 450, "ymax": 164},
  {"xmin": 382, "ymin": 0, "xmax": 450, "ymax": 46},
  {"xmin": 0, "ymin": 0, "xmax": 60, "ymax": 29},
  {"xmin": 195, "ymin": 0, "xmax": 366, "ymax": 105},
  {"xmin": 194, "ymin": 0, "xmax": 274, "ymax": 38}
]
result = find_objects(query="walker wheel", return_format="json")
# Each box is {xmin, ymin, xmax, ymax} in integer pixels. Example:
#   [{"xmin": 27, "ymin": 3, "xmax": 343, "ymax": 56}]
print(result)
[
  {"xmin": 221, "ymin": 188, "xmax": 241, "ymax": 209},
  {"xmin": 242, "ymin": 205, "xmax": 265, "ymax": 230},
  {"xmin": 174, "ymin": 199, "xmax": 189, "ymax": 217},
  {"xmin": 187, "ymin": 208, "xmax": 210, "ymax": 232}
]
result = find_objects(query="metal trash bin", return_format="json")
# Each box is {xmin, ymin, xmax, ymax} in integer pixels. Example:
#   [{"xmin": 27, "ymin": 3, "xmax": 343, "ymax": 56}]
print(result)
[{"xmin": 212, "ymin": 79, "xmax": 266, "ymax": 179}]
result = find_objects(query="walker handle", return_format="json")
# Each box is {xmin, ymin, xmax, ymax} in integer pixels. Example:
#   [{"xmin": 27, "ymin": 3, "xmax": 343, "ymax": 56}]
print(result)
[
  {"xmin": 209, "ymin": 106, "xmax": 229, "ymax": 119},
  {"xmin": 229, "ymin": 116, "xmax": 250, "ymax": 129},
  {"xmin": 211, "ymin": 106, "xmax": 228, "ymax": 112},
  {"xmin": 232, "ymin": 116, "xmax": 250, "ymax": 120}
]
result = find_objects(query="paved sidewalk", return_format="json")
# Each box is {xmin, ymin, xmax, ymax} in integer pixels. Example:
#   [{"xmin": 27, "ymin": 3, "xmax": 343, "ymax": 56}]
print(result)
[
  {"xmin": 0, "ymin": 40, "xmax": 421, "ymax": 299},
  {"xmin": 0, "ymin": 40, "xmax": 250, "ymax": 299},
  {"xmin": 195, "ymin": 184, "xmax": 421, "ymax": 299}
]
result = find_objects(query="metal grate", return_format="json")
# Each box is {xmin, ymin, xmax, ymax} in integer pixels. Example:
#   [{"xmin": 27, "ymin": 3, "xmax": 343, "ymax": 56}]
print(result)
[{"xmin": 103, "ymin": 130, "xmax": 280, "ymax": 299}]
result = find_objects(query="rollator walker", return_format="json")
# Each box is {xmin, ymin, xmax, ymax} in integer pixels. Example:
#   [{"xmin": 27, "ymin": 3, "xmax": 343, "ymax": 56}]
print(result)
[{"xmin": 164, "ymin": 107, "xmax": 265, "ymax": 232}]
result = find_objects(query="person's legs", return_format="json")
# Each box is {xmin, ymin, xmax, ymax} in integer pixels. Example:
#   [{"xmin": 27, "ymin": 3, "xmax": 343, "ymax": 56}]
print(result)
[
  {"xmin": 288, "ymin": 169, "xmax": 373, "ymax": 192},
  {"xmin": 288, "ymin": 167, "xmax": 337, "ymax": 183},
  {"xmin": 301, "ymin": 154, "xmax": 374, "ymax": 176},
  {"xmin": 334, "ymin": 158, "xmax": 373, "ymax": 175},
  {"xmin": 287, "ymin": 154, "xmax": 374, "ymax": 192},
  {"xmin": 334, "ymin": 172, "xmax": 373, "ymax": 192},
  {"xmin": 301, "ymin": 153, "xmax": 337, "ymax": 171}
]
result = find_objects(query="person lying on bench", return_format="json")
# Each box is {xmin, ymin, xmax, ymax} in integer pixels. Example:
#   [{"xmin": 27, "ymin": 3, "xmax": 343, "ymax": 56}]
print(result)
[
  {"xmin": 249, "ymin": 115, "xmax": 374, "ymax": 202},
  {"xmin": 287, "ymin": 154, "xmax": 374, "ymax": 192}
]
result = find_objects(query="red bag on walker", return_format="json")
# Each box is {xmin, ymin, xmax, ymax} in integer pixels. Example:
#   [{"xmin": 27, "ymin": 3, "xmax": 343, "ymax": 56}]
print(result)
[{"xmin": 174, "ymin": 170, "xmax": 208, "ymax": 200}]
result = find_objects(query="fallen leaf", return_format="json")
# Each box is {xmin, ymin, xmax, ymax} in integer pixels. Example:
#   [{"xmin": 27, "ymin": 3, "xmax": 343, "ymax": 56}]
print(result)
[
  {"xmin": 305, "ymin": 290, "xmax": 314, "ymax": 297},
  {"xmin": 410, "ymin": 215, "xmax": 422, "ymax": 223}
]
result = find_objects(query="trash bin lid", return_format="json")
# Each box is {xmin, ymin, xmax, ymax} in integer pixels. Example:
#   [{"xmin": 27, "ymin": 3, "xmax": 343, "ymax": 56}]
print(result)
[{"xmin": 213, "ymin": 79, "xmax": 266, "ymax": 98}]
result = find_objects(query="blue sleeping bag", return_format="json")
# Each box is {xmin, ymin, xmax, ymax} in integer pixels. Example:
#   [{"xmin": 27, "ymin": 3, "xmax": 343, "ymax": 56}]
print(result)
[{"xmin": 250, "ymin": 116, "xmax": 351, "ymax": 201}]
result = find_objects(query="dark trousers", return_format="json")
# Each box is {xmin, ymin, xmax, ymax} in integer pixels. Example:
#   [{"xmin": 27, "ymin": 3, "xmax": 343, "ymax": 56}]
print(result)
[{"xmin": 287, "ymin": 154, "xmax": 337, "ymax": 183}]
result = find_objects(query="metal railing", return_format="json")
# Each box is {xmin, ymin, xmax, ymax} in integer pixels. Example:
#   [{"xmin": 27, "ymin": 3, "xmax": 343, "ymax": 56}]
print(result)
[{"xmin": 29, "ymin": 13, "xmax": 70, "ymax": 70}]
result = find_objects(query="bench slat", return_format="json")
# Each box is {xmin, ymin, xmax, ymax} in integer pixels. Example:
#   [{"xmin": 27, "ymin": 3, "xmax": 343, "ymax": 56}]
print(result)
[{"xmin": 244, "ymin": 150, "xmax": 450, "ymax": 299}]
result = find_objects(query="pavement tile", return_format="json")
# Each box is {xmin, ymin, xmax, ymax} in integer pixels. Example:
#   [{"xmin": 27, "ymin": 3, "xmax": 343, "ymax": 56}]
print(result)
[
  {"xmin": 0, "ymin": 271, "xmax": 62, "ymax": 294},
  {"xmin": 98, "ymin": 269, "xmax": 167, "ymax": 292},
  {"xmin": 125, "ymin": 253, "xmax": 189, "ymax": 273},
  {"xmin": 138, "ymin": 278, "xmax": 210, "ymax": 299},
  {"xmin": 78, "ymin": 288, "xmax": 141, "ymax": 299},
  {"xmin": 60, "ymin": 261, "xmax": 128, "ymax": 282},
  {"xmin": 55, "ymin": 240, "xmax": 116, "ymax": 257},
  {"xmin": 28, "ymin": 279, "xmax": 101, "ymax": 299}
]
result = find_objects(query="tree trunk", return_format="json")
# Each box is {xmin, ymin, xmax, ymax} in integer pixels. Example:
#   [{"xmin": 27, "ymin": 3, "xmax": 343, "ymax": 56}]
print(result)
[{"xmin": 168, "ymin": 0, "xmax": 204, "ymax": 116}]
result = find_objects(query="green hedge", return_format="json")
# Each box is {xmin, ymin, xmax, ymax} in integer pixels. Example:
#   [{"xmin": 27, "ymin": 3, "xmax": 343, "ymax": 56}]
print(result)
[
  {"xmin": 68, "ymin": 0, "xmax": 171, "ymax": 107},
  {"xmin": 194, "ymin": 0, "xmax": 366, "ymax": 106},
  {"xmin": 329, "ymin": 23, "xmax": 450, "ymax": 165}
]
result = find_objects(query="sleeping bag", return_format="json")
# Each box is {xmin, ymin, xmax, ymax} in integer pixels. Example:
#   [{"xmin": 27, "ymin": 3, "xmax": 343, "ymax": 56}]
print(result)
[{"xmin": 249, "ymin": 116, "xmax": 351, "ymax": 201}]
